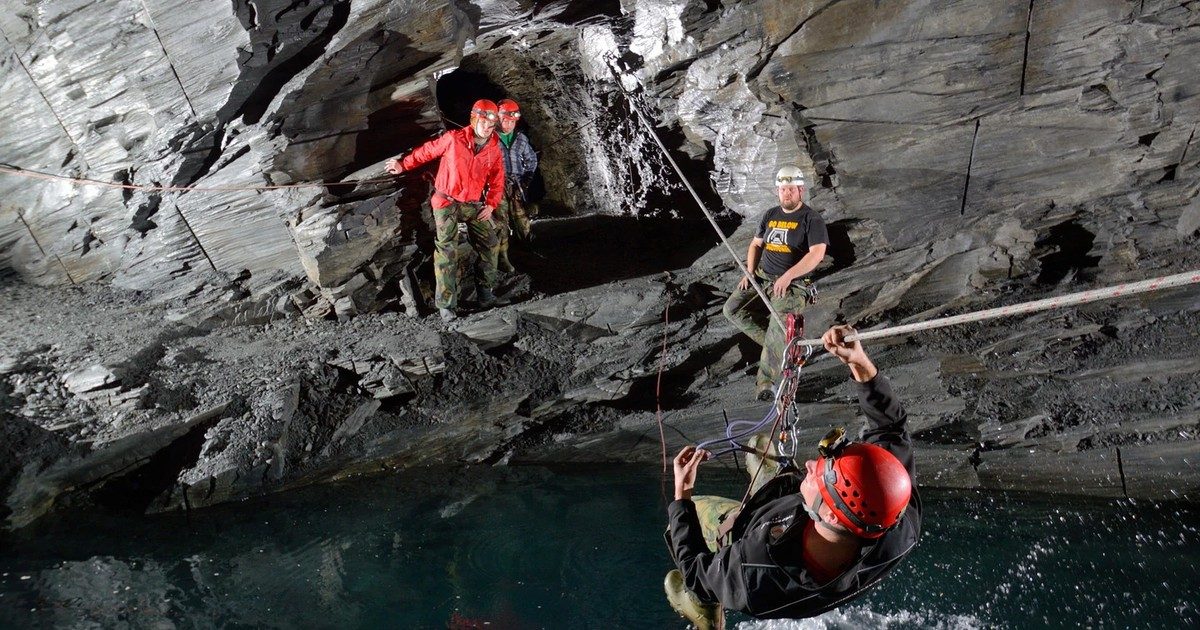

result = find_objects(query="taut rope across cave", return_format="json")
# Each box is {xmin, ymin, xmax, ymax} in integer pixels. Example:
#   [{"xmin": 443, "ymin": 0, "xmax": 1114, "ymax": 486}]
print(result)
[
  {"xmin": 798, "ymin": 269, "xmax": 1200, "ymax": 347},
  {"xmin": 682, "ymin": 269, "xmax": 1200, "ymax": 518},
  {"xmin": 0, "ymin": 163, "xmax": 395, "ymax": 193},
  {"xmin": 689, "ymin": 269, "xmax": 1200, "ymax": 468}
]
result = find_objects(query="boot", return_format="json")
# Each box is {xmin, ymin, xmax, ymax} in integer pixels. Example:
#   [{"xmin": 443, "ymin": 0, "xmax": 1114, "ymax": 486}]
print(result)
[
  {"xmin": 664, "ymin": 570, "xmax": 723, "ymax": 630},
  {"xmin": 438, "ymin": 308, "xmax": 456, "ymax": 323},
  {"xmin": 477, "ymin": 288, "xmax": 496, "ymax": 309},
  {"xmin": 498, "ymin": 254, "xmax": 515, "ymax": 274}
]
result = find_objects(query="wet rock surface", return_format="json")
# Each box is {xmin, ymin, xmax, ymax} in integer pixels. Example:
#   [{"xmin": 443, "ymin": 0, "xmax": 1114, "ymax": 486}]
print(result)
[
  {"xmin": 2, "ymin": 0, "xmax": 1200, "ymax": 527},
  {"xmin": 3, "ymin": 256, "xmax": 1198, "ymax": 529}
]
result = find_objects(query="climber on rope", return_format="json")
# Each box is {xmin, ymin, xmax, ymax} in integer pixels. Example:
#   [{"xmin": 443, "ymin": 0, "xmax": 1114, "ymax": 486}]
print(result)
[
  {"xmin": 723, "ymin": 165, "xmax": 829, "ymax": 401},
  {"xmin": 385, "ymin": 99, "xmax": 506, "ymax": 323},
  {"xmin": 494, "ymin": 98, "xmax": 540, "ymax": 273},
  {"xmin": 663, "ymin": 324, "xmax": 921, "ymax": 627}
]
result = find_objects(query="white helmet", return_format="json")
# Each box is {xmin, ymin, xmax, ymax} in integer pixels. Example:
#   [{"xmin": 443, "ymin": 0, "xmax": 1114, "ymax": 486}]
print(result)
[{"xmin": 776, "ymin": 165, "xmax": 805, "ymax": 187}]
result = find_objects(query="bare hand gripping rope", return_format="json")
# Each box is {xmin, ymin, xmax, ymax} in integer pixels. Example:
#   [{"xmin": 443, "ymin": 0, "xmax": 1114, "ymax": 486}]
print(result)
[
  {"xmin": 696, "ymin": 269, "xmax": 1200, "ymax": 464},
  {"xmin": 799, "ymin": 269, "xmax": 1200, "ymax": 347}
]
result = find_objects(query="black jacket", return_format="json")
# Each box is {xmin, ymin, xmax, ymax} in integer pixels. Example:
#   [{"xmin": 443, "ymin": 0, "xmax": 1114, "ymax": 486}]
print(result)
[{"xmin": 666, "ymin": 375, "xmax": 922, "ymax": 619}]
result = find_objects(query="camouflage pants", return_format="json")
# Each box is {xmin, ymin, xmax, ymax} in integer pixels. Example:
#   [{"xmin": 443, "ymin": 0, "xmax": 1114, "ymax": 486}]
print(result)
[
  {"xmin": 691, "ymin": 496, "xmax": 743, "ymax": 552},
  {"xmin": 722, "ymin": 272, "xmax": 810, "ymax": 394},
  {"xmin": 495, "ymin": 188, "xmax": 531, "ymax": 267},
  {"xmin": 432, "ymin": 201, "xmax": 499, "ymax": 310},
  {"xmin": 692, "ymin": 435, "xmax": 780, "ymax": 551}
]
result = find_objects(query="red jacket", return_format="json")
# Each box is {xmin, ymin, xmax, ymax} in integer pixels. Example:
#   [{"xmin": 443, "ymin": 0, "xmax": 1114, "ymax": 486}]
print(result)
[{"xmin": 400, "ymin": 127, "xmax": 505, "ymax": 209}]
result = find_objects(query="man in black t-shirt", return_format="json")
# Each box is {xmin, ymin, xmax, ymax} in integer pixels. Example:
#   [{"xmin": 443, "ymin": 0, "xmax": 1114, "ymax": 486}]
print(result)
[{"xmin": 722, "ymin": 166, "xmax": 829, "ymax": 399}]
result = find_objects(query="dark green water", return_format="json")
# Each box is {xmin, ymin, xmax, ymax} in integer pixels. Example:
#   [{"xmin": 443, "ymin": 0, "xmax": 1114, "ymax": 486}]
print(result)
[{"xmin": 1, "ymin": 464, "xmax": 1197, "ymax": 629}]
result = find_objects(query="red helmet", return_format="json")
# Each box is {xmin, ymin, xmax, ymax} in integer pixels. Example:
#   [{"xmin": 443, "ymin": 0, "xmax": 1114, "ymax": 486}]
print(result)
[
  {"xmin": 815, "ymin": 433, "xmax": 911, "ymax": 539},
  {"xmin": 471, "ymin": 99, "xmax": 499, "ymax": 123},
  {"xmin": 498, "ymin": 98, "xmax": 521, "ymax": 119}
]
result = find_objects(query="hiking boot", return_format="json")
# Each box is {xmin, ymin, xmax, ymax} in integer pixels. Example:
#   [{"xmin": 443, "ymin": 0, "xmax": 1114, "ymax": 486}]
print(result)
[
  {"xmin": 745, "ymin": 433, "xmax": 781, "ymax": 489},
  {"xmin": 498, "ymin": 257, "xmax": 515, "ymax": 273},
  {"xmin": 477, "ymin": 288, "xmax": 496, "ymax": 309},
  {"xmin": 664, "ymin": 570, "xmax": 723, "ymax": 630},
  {"xmin": 438, "ymin": 308, "xmax": 456, "ymax": 323}
]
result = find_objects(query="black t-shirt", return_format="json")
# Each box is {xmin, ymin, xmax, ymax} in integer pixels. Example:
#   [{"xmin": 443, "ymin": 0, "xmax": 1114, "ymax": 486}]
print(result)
[{"xmin": 755, "ymin": 203, "xmax": 829, "ymax": 276}]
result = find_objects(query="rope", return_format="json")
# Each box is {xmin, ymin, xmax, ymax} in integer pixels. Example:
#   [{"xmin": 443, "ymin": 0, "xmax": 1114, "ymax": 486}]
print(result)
[
  {"xmin": 696, "ymin": 335, "xmax": 807, "ymax": 456},
  {"xmin": 797, "ymin": 269, "xmax": 1200, "ymax": 347},
  {"xmin": 736, "ymin": 406, "xmax": 787, "ymax": 509},
  {"xmin": 695, "ymin": 335, "xmax": 808, "ymax": 515},
  {"xmin": 604, "ymin": 57, "xmax": 784, "ymax": 330},
  {"xmin": 598, "ymin": 60, "xmax": 1200, "ymax": 360},
  {"xmin": 656, "ymin": 288, "xmax": 672, "ymax": 505},
  {"xmin": 0, "ymin": 163, "xmax": 397, "ymax": 193}
]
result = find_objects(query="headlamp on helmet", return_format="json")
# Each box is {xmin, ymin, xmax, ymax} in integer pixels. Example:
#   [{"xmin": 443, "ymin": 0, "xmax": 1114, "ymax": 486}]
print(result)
[
  {"xmin": 471, "ymin": 99, "xmax": 499, "ymax": 123},
  {"xmin": 498, "ymin": 98, "xmax": 521, "ymax": 119},
  {"xmin": 776, "ymin": 165, "xmax": 806, "ymax": 187}
]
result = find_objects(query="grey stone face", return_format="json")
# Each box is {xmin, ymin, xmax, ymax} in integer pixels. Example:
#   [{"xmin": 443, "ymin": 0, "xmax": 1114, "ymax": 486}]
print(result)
[{"xmin": 1, "ymin": 0, "xmax": 1200, "ymax": 527}]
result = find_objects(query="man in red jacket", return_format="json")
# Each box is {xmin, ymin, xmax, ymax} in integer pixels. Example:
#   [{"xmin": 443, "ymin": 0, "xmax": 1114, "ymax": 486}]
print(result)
[{"xmin": 386, "ymin": 100, "xmax": 506, "ymax": 322}]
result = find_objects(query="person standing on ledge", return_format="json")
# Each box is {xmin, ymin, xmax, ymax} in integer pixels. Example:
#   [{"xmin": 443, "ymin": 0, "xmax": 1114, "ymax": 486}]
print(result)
[
  {"xmin": 494, "ymin": 98, "xmax": 539, "ymax": 273},
  {"xmin": 386, "ymin": 99, "xmax": 505, "ymax": 323},
  {"xmin": 663, "ymin": 325, "xmax": 921, "ymax": 628},
  {"xmin": 723, "ymin": 166, "xmax": 829, "ymax": 400}
]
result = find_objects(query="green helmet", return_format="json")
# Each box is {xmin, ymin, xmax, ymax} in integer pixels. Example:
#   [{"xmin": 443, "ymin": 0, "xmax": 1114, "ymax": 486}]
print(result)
[{"xmin": 776, "ymin": 165, "xmax": 805, "ymax": 187}]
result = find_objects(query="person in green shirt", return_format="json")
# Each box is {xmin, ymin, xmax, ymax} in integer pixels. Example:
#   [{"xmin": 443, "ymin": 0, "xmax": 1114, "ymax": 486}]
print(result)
[{"xmin": 495, "ymin": 99, "xmax": 540, "ymax": 273}]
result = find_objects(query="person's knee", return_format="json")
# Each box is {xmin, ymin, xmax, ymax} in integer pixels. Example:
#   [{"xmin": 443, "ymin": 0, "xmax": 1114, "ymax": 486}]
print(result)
[{"xmin": 721, "ymin": 292, "xmax": 742, "ymax": 322}]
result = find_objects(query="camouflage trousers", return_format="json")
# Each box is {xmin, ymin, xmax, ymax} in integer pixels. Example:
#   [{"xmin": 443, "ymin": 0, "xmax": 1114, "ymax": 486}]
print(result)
[
  {"xmin": 495, "ymin": 188, "xmax": 532, "ymax": 268},
  {"xmin": 692, "ymin": 435, "xmax": 781, "ymax": 551},
  {"xmin": 691, "ymin": 496, "xmax": 743, "ymax": 552},
  {"xmin": 432, "ymin": 201, "xmax": 499, "ymax": 310},
  {"xmin": 722, "ymin": 271, "xmax": 810, "ymax": 395}
]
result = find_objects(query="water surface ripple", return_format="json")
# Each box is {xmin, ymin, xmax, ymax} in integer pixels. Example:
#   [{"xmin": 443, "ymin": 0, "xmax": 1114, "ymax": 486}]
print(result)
[{"xmin": 0, "ymin": 465, "xmax": 1196, "ymax": 628}]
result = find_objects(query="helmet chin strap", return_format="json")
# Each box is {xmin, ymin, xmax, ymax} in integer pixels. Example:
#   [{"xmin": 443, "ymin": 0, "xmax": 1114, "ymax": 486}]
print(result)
[
  {"xmin": 803, "ymin": 492, "xmax": 825, "ymax": 524},
  {"xmin": 805, "ymin": 493, "xmax": 855, "ymax": 538}
]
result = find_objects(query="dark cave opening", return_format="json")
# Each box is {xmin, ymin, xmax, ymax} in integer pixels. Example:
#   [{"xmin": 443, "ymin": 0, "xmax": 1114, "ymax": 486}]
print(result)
[
  {"xmin": 1035, "ymin": 219, "xmax": 1101, "ymax": 285},
  {"xmin": 430, "ymin": 61, "xmax": 739, "ymax": 297},
  {"xmin": 434, "ymin": 68, "xmax": 508, "ymax": 129},
  {"xmin": 509, "ymin": 215, "xmax": 729, "ymax": 296},
  {"xmin": 433, "ymin": 67, "xmax": 553, "ymax": 209}
]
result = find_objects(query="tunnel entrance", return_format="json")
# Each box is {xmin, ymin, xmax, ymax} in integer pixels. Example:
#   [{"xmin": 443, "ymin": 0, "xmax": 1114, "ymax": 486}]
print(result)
[
  {"xmin": 506, "ymin": 215, "xmax": 732, "ymax": 296},
  {"xmin": 434, "ymin": 69, "xmax": 507, "ymax": 128},
  {"xmin": 434, "ymin": 54, "xmax": 728, "ymax": 218},
  {"xmin": 433, "ymin": 52, "xmax": 739, "ymax": 296},
  {"xmin": 433, "ymin": 66, "xmax": 555, "ymax": 212}
]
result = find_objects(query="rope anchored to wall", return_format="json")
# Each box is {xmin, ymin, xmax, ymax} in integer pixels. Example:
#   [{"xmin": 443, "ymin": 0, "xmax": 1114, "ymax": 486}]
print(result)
[
  {"xmin": 600, "ymin": 57, "xmax": 1200, "ymax": 354},
  {"xmin": 604, "ymin": 57, "xmax": 787, "ymax": 331},
  {"xmin": 0, "ymin": 163, "xmax": 396, "ymax": 193}
]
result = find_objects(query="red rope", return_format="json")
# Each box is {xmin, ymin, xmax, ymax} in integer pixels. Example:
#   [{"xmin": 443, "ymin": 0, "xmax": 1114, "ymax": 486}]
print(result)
[{"xmin": 656, "ymin": 290, "xmax": 672, "ymax": 502}]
